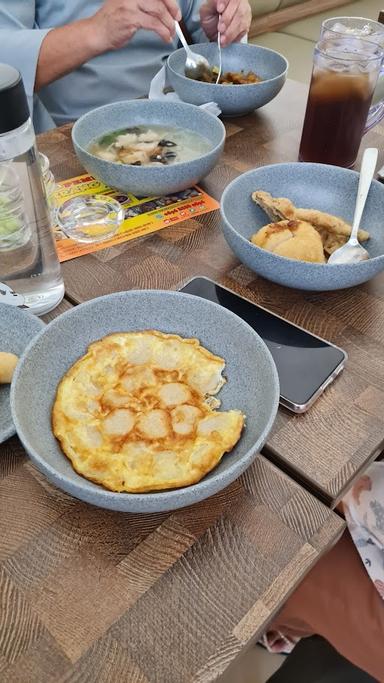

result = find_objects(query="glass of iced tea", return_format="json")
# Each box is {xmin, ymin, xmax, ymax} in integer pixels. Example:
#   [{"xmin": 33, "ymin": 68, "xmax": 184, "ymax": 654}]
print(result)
[
  {"xmin": 321, "ymin": 17, "xmax": 384, "ymax": 130},
  {"xmin": 299, "ymin": 36, "xmax": 384, "ymax": 167}
]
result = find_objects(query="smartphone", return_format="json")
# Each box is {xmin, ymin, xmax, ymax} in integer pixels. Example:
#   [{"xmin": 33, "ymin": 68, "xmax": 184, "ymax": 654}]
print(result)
[{"xmin": 180, "ymin": 277, "xmax": 347, "ymax": 413}]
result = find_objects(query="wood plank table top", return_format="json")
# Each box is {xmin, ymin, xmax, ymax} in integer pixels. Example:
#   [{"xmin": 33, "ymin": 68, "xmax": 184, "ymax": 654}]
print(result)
[
  {"xmin": 38, "ymin": 79, "xmax": 384, "ymax": 506},
  {"xmin": 0, "ymin": 80, "xmax": 348, "ymax": 682},
  {"xmin": 0, "ymin": 436, "xmax": 344, "ymax": 682}
]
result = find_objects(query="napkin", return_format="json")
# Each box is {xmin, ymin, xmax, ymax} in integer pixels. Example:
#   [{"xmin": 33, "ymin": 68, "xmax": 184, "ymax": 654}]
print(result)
[{"xmin": 148, "ymin": 65, "xmax": 222, "ymax": 117}]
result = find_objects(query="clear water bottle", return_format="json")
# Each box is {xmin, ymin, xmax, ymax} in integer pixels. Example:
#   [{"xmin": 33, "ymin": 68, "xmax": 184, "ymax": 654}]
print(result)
[{"xmin": 0, "ymin": 64, "xmax": 64, "ymax": 315}]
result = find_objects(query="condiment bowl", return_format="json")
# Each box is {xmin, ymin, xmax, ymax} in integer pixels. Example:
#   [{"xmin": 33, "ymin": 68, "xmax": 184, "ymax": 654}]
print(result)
[
  {"xmin": 72, "ymin": 100, "xmax": 226, "ymax": 196},
  {"xmin": 167, "ymin": 42, "xmax": 288, "ymax": 117},
  {"xmin": 221, "ymin": 162, "xmax": 384, "ymax": 291}
]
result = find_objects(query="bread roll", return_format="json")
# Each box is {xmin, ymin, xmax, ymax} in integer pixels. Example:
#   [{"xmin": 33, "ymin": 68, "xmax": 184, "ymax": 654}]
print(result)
[{"xmin": 0, "ymin": 352, "xmax": 19, "ymax": 384}]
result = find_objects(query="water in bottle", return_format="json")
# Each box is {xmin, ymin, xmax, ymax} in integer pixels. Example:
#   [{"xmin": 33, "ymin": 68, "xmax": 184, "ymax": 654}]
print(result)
[{"xmin": 0, "ymin": 63, "xmax": 64, "ymax": 315}]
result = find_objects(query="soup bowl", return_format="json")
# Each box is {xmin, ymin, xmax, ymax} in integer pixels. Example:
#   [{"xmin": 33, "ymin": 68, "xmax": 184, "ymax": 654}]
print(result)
[
  {"xmin": 11, "ymin": 290, "xmax": 279, "ymax": 513},
  {"xmin": 72, "ymin": 100, "xmax": 226, "ymax": 196},
  {"xmin": 221, "ymin": 163, "xmax": 384, "ymax": 291},
  {"xmin": 167, "ymin": 42, "xmax": 288, "ymax": 117}
]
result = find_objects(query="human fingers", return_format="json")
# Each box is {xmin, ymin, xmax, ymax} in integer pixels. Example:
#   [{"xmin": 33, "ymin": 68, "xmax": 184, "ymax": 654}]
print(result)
[
  {"xmin": 93, "ymin": 0, "xmax": 179, "ymax": 49},
  {"xmin": 216, "ymin": 0, "xmax": 228, "ymax": 13},
  {"xmin": 159, "ymin": 0, "xmax": 182, "ymax": 21},
  {"xmin": 139, "ymin": 0, "xmax": 180, "ymax": 24},
  {"xmin": 199, "ymin": 1, "xmax": 219, "ymax": 41},
  {"xmin": 218, "ymin": 0, "xmax": 241, "ymax": 44},
  {"xmin": 138, "ymin": 0, "xmax": 179, "ymax": 41},
  {"xmin": 219, "ymin": 0, "xmax": 251, "ymax": 46},
  {"xmin": 230, "ymin": 29, "xmax": 248, "ymax": 43},
  {"xmin": 137, "ymin": 8, "xmax": 175, "ymax": 42}
]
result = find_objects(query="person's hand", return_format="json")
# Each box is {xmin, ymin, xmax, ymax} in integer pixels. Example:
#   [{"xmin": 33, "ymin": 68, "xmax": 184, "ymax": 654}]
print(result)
[
  {"xmin": 200, "ymin": 0, "xmax": 252, "ymax": 46},
  {"xmin": 90, "ymin": 0, "xmax": 182, "ymax": 50}
]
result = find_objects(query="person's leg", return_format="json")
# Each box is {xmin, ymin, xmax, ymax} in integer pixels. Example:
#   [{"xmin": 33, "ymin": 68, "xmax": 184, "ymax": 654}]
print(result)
[
  {"xmin": 266, "ymin": 636, "xmax": 377, "ymax": 683},
  {"xmin": 266, "ymin": 531, "xmax": 384, "ymax": 682}
]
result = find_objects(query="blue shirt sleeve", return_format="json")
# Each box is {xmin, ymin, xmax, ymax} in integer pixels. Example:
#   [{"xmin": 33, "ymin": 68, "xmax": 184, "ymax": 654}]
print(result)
[
  {"xmin": 0, "ymin": 2, "xmax": 54, "ymax": 131},
  {"xmin": 183, "ymin": 0, "xmax": 209, "ymax": 44}
]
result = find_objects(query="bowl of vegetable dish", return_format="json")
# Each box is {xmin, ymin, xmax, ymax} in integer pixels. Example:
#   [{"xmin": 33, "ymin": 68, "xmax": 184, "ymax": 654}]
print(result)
[{"xmin": 167, "ymin": 42, "xmax": 288, "ymax": 117}]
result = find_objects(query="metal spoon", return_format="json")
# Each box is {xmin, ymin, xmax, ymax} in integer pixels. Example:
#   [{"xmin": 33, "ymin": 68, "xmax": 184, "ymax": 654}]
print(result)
[
  {"xmin": 328, "ymin": 147, "xmax": 378, "ymax": 265},
  {"xmin": 215, "ymin": 22, "xmax": 222, "ymax": 84},
  {"xmin": 174, "ymin": 21, "xmax": 212, "ymax": 81}
]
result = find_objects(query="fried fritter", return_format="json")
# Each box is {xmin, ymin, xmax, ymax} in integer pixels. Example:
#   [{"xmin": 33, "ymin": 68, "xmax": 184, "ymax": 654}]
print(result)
[
  {"xmin": 252, "ymin": 191, "xmax": 370, "ymax": 255},
  {"xmin": 251, "ymin": 219, "xmax": 325, "ymax": 263}
]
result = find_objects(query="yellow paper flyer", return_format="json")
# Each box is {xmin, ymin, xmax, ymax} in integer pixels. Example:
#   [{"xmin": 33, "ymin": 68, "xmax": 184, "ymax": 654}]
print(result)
[{"xmin": 54, "ymin": 174, "xmax": 219, "ymax": 262}]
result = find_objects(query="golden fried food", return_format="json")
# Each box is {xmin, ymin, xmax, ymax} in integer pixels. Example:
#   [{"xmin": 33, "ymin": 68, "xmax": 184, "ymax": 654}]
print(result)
[
  {"xmin": 294, "ymin": 208, "xmax": 370, "ymax": 255},
  {"xmin": 251, "ymin": 219, "xmax": 325, "ymax": 263},
  {"xmin": 0, "ymin": 352, "xmax": 19, "ymax": 384},
  {"xmin": 252, "ymin": 191, "xmax": 296, "ymax": 223},
  {"xmin": 252, "ymin": 191, "xmax": 370, "ymax": 256},
  {"xmin": 52, "ymin": 331, "xmax": 244, "ymax": 493}
]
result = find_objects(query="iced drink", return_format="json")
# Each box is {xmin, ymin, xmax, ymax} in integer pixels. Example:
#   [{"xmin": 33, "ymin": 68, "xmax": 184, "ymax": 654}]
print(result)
[
  {"xmin": 299, "ymin": 70, "xmax": 373, "ymax": 167},
  {"xmin": 299, "ymin": 37, "xmax": 383, "ymax": 167}
]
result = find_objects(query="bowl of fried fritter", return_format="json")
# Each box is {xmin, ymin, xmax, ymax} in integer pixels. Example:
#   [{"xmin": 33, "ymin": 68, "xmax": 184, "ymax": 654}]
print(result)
[
  {"xmin": 11, "ymin": 290, "xmax": 279, "ymax": 512},
  {"xmin": 166, "ymin": 43, "xmax": 288, "ymax": 116},
  {"xmin": 221, "ymin": 162, "xmax": 384, "ymax": 291}
]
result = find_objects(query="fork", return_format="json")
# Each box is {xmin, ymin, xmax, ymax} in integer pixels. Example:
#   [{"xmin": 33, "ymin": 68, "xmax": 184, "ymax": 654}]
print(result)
[{"xmin": 174, "ymin": 21, "xmax": 212, "ymax": 81}]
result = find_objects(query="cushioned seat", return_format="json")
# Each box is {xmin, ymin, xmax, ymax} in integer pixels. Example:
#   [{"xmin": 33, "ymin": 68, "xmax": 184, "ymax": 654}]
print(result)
[
  {"xmin": 249, "ymin": 0, "xmax": 383, "ymax": 83},
  {"xmin": 282, "ymin": 0, "xmax": 383, "ymax": 42},
  {"xmin": 250, "ymin": 32, "xmax": 315, "ymax": 83}
]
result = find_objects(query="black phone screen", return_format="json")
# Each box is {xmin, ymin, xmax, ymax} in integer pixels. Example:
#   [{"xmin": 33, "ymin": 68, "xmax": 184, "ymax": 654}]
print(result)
[{"xmin": 180, "ymin": 277, "xmax": 346, "ymax": 409}]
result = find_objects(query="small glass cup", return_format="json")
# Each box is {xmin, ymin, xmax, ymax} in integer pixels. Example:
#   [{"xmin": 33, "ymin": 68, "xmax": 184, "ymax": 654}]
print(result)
[
  {"xmin": 299, "ymin": 36, "xmax": 384, "ymax": 167},
  {"xmin": 56, "ymin": 194, "xmax": 124, "ymax": 243}
]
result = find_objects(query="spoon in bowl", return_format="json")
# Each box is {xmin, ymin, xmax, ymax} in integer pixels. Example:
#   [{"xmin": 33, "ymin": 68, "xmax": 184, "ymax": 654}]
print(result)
[
  {"xmin": 328, "ymin": 147, "xmax": 378, "ymax": 265},
  {"xmin": 215, "ymin": 21, "xmax": 222, "ymax": 84},
  {"xmin": 175, "ymin": 21, "xmax": 212, "ymax": 81}
]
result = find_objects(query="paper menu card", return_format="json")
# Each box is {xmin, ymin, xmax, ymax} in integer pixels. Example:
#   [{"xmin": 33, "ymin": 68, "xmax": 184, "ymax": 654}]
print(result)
[{"xmin": 54, "ymin": 174, "xmax": 219, "ymax": 262}]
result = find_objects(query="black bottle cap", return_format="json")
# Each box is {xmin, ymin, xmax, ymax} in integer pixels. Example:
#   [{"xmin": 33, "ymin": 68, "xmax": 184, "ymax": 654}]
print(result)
[{"xmin": 0, "ymin": 63, "xmax": 30, "ymax": 134}]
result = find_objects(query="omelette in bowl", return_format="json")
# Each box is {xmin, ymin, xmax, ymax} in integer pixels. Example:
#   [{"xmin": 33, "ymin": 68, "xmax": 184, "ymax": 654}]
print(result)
[
  {"xmin": 52, "ymin": 330, "xmax": 244, "ymax": 493},
  {"xmin": 11, "ymin": 289, "xmax": 279, "ymax": 513}
]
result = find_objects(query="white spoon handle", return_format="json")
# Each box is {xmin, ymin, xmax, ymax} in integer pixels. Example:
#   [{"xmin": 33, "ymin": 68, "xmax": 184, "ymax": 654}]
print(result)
[
  {"xmin": 351, "ymin": 147, "xmax": 378, "ymax": 242},
  {"xmin": 175, "ymin": 21, "xmax": 192, "ymax": 58}
]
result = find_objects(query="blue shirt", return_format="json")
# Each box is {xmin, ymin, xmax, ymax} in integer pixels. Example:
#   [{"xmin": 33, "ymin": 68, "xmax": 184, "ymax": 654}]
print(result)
[{"xmin": 0, "ymin": 1, "xmax": 206, "ymax": 132}]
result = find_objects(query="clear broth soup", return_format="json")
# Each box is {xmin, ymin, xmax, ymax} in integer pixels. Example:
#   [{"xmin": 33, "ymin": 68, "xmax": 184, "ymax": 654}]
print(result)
[{"xmin": 89, "ymin": 125, "xmax": 212, "ymax": 167}]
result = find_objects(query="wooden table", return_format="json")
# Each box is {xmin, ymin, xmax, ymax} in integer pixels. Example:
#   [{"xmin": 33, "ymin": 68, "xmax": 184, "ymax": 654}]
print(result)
[
  {"xmin": 40, "ymin": 79, "xmax": 384, "ymax": 507},
  {"xmin": 0, "ymin": 78, "xmax": 376, "ymax": 681},
  {"xmin": 0, "ymin": 436, "xmax": 343, "ymax": 682}
]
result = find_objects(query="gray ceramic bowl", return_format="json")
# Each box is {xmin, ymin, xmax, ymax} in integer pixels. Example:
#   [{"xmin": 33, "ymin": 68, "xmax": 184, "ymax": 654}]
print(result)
[
  {"xmin": 167, "ymin": 43, "xmax": 288, "ymax": 117},
  {"xmin": 0, "ymin": 304, "xmax": 44, "ymax": 444},
  {"xmin": 11, "ymin": 290, "xmax": 279, "ymax": 513},
  {"xmin": 221, "ymin": 163, "xmax": 384, "ymax": 291},
  {"xmin": 72, "ymin": 100, "xmax": 225, "ymax": 196}
]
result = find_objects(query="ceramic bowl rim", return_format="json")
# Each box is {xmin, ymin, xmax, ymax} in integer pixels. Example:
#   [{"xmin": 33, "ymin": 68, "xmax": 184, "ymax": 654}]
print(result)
[
  {"xmin": 167, "ymin": 43, "xmax": 289, "ymax": 89},
  {"xmin": 221, "ymin": 162, "xmax": 384, "ymax": 269},
  {"xmin": 0, "ymin": 305, "xmax": 45, "ymax": 444},
  {"xmin": 72, "ymin": 100, "xmax": 226, "ymax": 171},
  {"xmin": 10, "ymin": 289, "xmax": 280, "ymax": 507}
]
